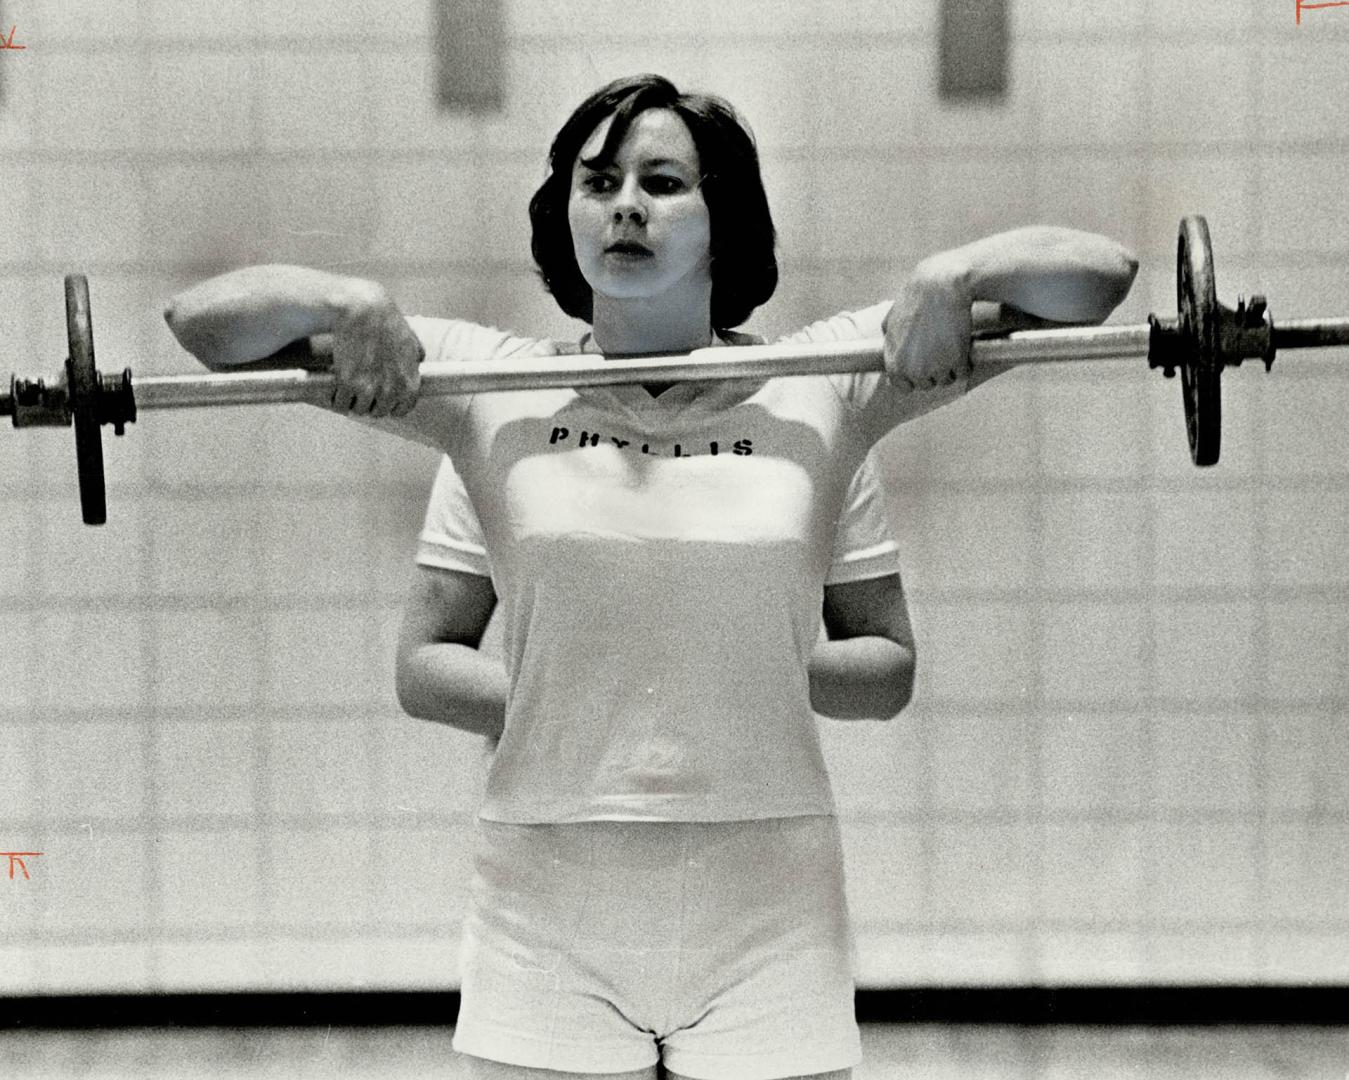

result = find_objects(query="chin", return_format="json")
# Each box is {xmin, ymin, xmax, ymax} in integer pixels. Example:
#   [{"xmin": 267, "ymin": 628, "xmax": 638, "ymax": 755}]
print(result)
[{"xmin": 588, "ymin": 272, "xmax": 667, "ymax": 301}]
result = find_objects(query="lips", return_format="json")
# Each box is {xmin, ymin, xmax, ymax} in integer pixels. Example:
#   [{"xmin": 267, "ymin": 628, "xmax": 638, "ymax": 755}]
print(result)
[{"xmin": 605, "ymin": 240, "xmax": 653, "ymax": 256}]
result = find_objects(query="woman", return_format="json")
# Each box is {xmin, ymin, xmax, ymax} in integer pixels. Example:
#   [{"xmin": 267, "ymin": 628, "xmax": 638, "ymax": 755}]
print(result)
[{"xmin": 166, "ymin": 74, "xmax": 1137, "ymax": 1080}]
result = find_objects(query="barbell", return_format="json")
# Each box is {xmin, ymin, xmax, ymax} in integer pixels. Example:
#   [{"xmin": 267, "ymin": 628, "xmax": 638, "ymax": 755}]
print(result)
[{"xmin": 5, "ymin": 215, "xmax": 1349, "ymax": 526}]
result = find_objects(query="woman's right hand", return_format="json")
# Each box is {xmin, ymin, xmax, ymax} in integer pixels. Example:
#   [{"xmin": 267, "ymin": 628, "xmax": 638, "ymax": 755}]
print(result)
[{"xmin": 329, "ymin": 280, "xmax": 424, "ymax": 418}]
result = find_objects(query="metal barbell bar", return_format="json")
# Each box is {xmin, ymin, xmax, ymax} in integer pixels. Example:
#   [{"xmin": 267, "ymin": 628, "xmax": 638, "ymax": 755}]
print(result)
[{"xmin": 6, "ymin": 216, "xmax": 1349, "ymax": 525}]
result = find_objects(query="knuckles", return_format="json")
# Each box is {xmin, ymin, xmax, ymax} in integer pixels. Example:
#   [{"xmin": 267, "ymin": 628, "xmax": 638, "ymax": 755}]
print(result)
[{"xmin": 329, "ymin": 339, "xmax": 421, "ymax": 415}]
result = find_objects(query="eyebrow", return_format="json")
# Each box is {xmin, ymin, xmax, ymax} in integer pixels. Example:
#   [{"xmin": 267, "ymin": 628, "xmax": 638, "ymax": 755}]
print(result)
[{"xmin": 576, "ymin": 156, "xmax": 694, "ymax": 172}]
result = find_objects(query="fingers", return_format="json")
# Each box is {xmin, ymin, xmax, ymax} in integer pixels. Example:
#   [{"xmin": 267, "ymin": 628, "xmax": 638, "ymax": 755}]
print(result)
[
  {"xmin": 332, "ymin": 385, "xmax": 375, "ymax": 414},
  {"xmin": 325, "ymin": 287, "xmax": 424, "ymax": 418},
  {"xmin": 329, "ymin": 338, "xmax": 422, "ymax": 417},
  {"xmin": 331, "ymin": 375, "xmax": 419, "ymax": 417},
  {"xmin": 891, "ymin": 368, "xmax": 965, "ymax": 392},
  {"xmin": 388, "ymin": 394, "xmax": 418, "ymax": 419},
  {"xmin": 369, "ymin": 382, "xmax": 421, "ymax": 419},
  {"xmin": 884, "ymin": 318, "xmax": 969, "ymax": 390}
]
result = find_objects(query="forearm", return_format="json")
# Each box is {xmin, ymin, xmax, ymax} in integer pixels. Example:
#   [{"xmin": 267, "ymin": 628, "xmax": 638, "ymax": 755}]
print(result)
[
  {"xmin": 809, "ymin": 635, "xmax": 915, "ymax": 720},
  {"xmin": 163, "ymin": 265, "xmax": 381, "ymax": 369},
  {"xmin": 931, "ymin": 226, "xmax": 1139, "ymax": 324},
  {"xmin": 395, "ymin": 642, "xmax": 508, "ymax": 741}
]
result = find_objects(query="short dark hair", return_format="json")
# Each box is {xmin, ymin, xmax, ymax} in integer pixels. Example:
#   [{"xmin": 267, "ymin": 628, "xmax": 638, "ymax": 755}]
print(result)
[{"xmin": 528, "ymin": 74, "xmax": 778, "ymax": 332}]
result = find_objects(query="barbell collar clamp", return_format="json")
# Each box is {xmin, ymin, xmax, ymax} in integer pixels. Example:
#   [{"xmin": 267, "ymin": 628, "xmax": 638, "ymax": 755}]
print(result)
[
  {"xmin": 98, "ymin": 369, "xmax": 136, "ymax": 436},
  {"xmin": 6, "ymin": 373, "xmax": 71, "ymax": 428}
]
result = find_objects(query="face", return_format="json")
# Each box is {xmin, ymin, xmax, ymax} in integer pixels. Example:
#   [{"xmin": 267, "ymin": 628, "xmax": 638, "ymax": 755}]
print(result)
[{"xmin": 567, "ymin": 108, "xmax": 713, "ymax": 304}]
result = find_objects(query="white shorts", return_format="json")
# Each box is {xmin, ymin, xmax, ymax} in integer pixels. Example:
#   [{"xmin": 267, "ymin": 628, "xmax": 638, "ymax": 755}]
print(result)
[{"xmin": 452, "ymin": 814, "xmax": 862, "ymax": 1079}]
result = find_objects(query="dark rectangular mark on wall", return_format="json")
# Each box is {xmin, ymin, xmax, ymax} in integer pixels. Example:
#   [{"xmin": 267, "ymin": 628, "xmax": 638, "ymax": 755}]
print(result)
[
  {"xmin": 939, "ymin": 0, "xmax": 1008, "ymax": 101},
  {"xmin": 434, "ymin": 0, "xmax": 506, "ymax": 113}
]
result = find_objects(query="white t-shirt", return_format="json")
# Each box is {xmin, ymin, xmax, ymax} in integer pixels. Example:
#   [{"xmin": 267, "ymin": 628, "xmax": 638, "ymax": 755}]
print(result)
[
  {"xmin": 416, "ymin": 451, "xmax": 900, "ymax": 588},
  {"xmin": 404, "ymin": 307, "xmax": 965, "ymax": 823}
]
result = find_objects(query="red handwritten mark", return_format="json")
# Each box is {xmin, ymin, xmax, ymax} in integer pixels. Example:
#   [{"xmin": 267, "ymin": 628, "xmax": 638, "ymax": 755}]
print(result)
[
  {"xmin": 0, "ymin": 25, "xmax": 25, "ymax": 50},
  {"xmin": 1298, "ymin": 0, "xmax": 1349, "ymax": 23},
  {"xmin": 2, "ymin": 852, "xmax": 42, "ymax": 880}
]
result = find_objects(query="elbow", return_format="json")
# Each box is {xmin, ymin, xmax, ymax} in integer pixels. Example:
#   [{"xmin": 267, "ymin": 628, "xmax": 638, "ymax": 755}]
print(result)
[
  {"xmin": 162, "ymin": 298, "xmax": 215, "ymax": 369},
  {"xmin": 393, "ymin": 648, "xmax": 427, "ymax": 720},
  {"xmin": 1119, "ymin": 245, "xmax": 1142, "ymax": 284},
  {"xmin": 893, "ymin": 693, "xmax": 914, "ymax": 720},
  {"xmin": 889, "ymin": 679, "xmax": 915, "ymax": 719},
  {"xmin": 882, "ymin": 646, "xmax": 917, "ymax": 720},
  {"xmin": 163, "ymin": 296, "xmax": 243, "ymax": 371},
  {"xmin": 880, "ymin": 684, "xmax": 914, "ymax": 722},
  {"xmin": 1064, "ymin": 233, "xmax": 1141, "ymax": 324},
  {"xmin": 810, "ymin": 637, "xmax": 917, "ymax": 720},
  {"xmin": 394, "ymin": 664, "xmax": 416, "ymax": 718},
  {"xmin": 836, "ymin": 649, "xmax": 916, "ymax": 721},
  {"xmin": 1089, "ymin": 240, "xmax": 1141, "ymax": 320}
]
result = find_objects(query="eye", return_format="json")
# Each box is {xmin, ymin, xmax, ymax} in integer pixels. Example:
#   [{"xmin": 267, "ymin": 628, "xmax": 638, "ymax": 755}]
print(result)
[
  {"xmin": 643, "ymin": 174, "xmax": 686, "ymax": 195},
  {"xmin": 580, "ymin": 173, "xmax": 617, "ymax": 194}
]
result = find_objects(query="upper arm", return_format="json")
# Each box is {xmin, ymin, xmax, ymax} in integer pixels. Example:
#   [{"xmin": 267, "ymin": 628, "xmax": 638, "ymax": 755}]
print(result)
[
  {"xmin": 398, "ymin": 566, "xmax": 498, "ymax": 655},
  {"xmin": 826, "ymin": 453, "xmax": 899, "ymax": 585},
  {"xmin": 822, "ymin": 573, "xmax": 915, "ymax": 650}
]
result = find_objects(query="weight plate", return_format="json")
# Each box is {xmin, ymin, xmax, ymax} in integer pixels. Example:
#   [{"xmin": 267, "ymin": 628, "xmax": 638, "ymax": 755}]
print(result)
[
  {"xmin": 65, "ymin": 274, "xmax": 106, "ymax": 525},
  {"xmin": 1177, "ymin": 216, "xmax": 1222, "ymax": 467}
]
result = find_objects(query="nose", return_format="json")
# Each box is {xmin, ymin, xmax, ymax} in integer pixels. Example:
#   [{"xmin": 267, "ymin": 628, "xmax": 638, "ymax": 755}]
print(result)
[{"xmin": 612, "ymin": 176, "xmax": 647, "ymax": 225}]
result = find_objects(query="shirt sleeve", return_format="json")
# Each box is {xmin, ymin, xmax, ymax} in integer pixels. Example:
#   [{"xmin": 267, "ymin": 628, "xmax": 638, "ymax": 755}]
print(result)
[
  {"xmin": 406, "ymin": 315, "xmax": 556, "ymax": 365},
  {"xmin": 404, "ymin": 317, "xmax": 564, "ymax": 574},
  {"xmin": 824, "ymin": 453, "xmax": 901, "ymax": 585},
  {"xmin": 777, "ymin": 300, "xmax": 971, "ymax": 448},
  {"xmin": 398, "ymin": 315, "xmax": 561, "ymax": 456},
  {"xmin": 415, "ymin": 455, "xmax": 492, "ymax": 578}
]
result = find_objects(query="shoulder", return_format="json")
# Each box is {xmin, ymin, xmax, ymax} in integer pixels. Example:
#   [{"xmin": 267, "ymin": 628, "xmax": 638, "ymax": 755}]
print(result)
[
  {"xmin": 772, "ymin": 301, "xmax": 891, "ymax": 346},
  {"xmin": 406, "ymin": 316, "xmax": 567, "ymax": 363}
]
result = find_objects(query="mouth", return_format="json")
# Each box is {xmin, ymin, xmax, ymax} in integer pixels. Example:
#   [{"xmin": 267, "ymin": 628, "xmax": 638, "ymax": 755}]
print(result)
[{"xmin": 605, "ymin": 241, "xmax": 654, "ymax": 257}]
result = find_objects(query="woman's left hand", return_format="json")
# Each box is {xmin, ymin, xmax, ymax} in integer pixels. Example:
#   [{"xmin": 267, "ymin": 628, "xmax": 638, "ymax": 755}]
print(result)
[{"xmin": 881, "ymin": 253, "xmax": 973, "ymax": 391}]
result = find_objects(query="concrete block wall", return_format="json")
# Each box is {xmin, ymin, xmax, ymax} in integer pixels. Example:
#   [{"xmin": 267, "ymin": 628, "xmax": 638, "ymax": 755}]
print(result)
[{"xmin": 1, "ymin": 0, "xmax": 1346, "ymax": 991}]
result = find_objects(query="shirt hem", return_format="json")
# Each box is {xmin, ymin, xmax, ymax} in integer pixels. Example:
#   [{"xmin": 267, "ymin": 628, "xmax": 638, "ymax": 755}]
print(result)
[
  {"xmin": 823, "ymin": 543, "xmax": 901, "ymax": 585},
  {"xmin": 414, "ymin": 538, "xmax": 491, "ymax": 577},
  {"xmin": 476, "ymin": 799, "xmax": 838, "ymax": 825}
]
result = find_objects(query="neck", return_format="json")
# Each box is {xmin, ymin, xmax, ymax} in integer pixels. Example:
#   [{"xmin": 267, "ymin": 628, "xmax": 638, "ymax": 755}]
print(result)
[{"xmin": 589, "ymin": 282, "xmax": 715, "ymax": 355}]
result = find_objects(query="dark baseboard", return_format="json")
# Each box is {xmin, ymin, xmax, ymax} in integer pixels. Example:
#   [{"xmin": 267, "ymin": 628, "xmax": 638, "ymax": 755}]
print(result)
[
  {"xmin": 852, "ymin": 987, "xmax": 1349, "ymax": 1025},
  {"xmin": 2, "ymin": 987, "xmax": 1347, "ymax": 1030}
]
